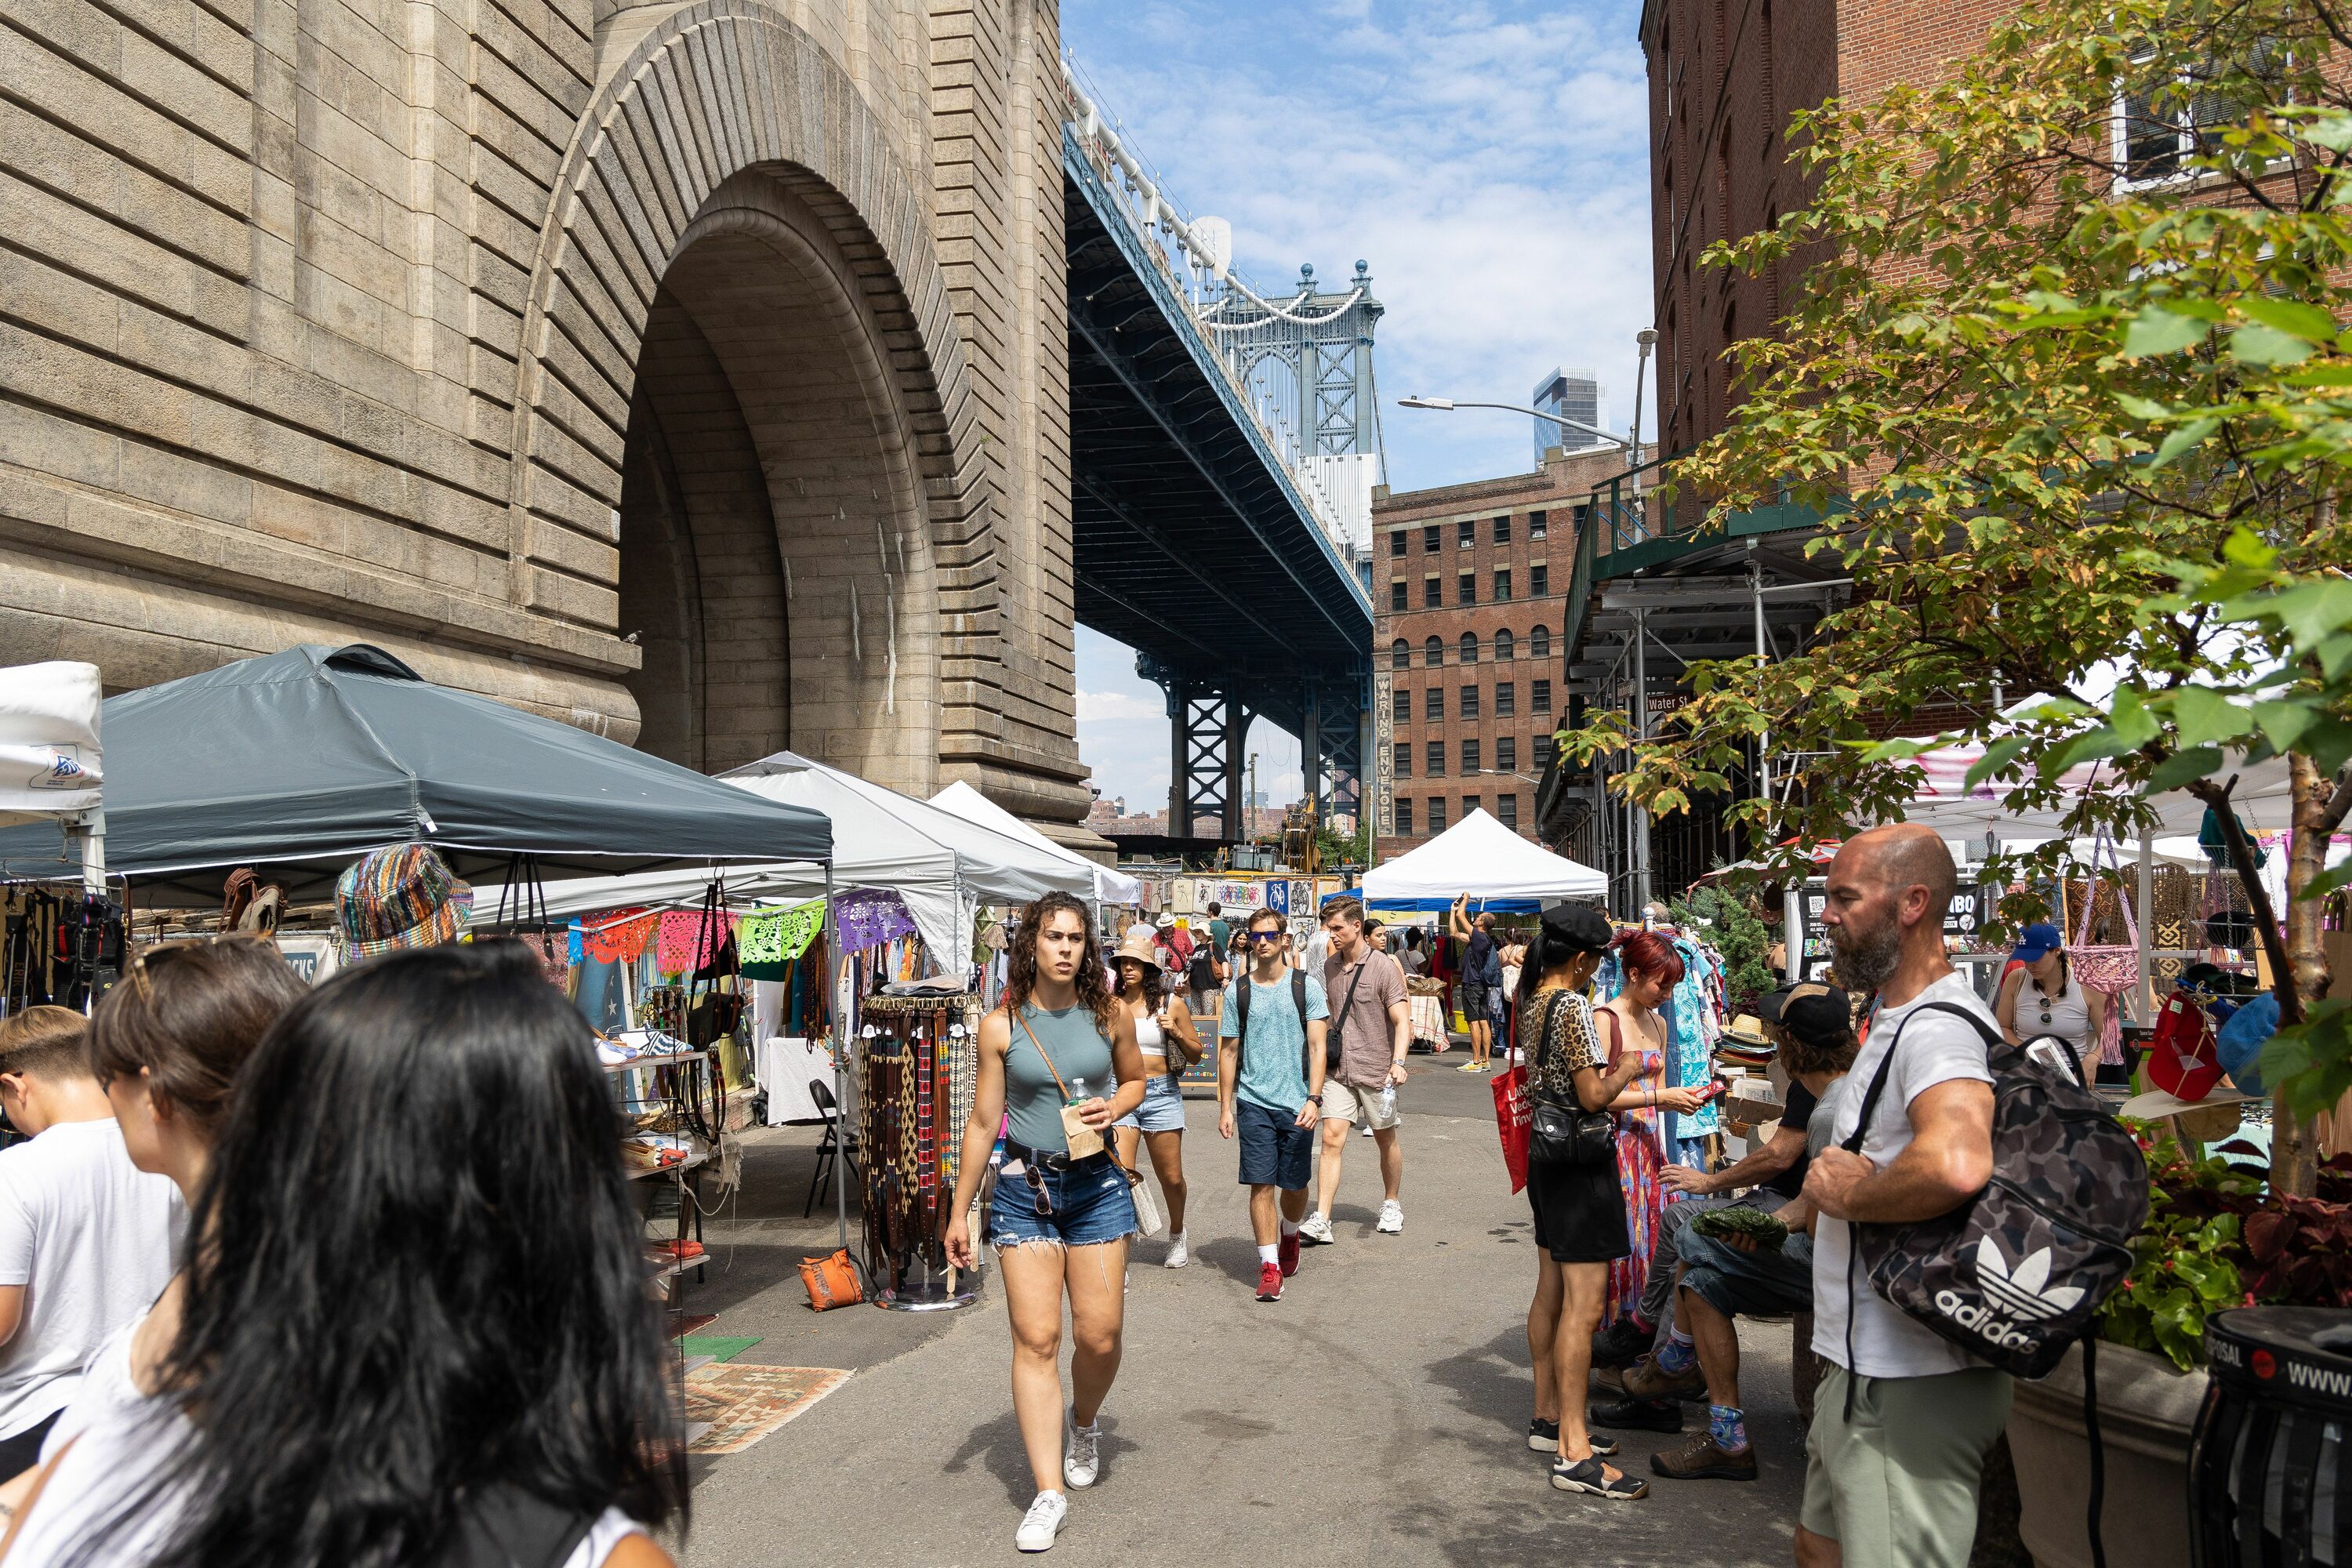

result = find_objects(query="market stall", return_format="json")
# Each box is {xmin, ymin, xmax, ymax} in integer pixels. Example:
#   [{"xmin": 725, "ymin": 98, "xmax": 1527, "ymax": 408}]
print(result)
[
  {"xmin": 1341, "ymin": 807, "xmax": 1607, "ymax": 912},
  {"xmin": 927, "ymin": 779, "xmax": 1142, "ymax": 906},
  {"xmin": 0, "ymin": 662, "xmax": 110, "ymax": 1018}
]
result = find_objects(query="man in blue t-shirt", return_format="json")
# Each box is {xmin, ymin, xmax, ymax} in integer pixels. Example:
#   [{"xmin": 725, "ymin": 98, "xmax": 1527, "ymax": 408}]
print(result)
[{"xmin": 1218, "ymin": 908, "xmax": 1328, "ymax": 1303}]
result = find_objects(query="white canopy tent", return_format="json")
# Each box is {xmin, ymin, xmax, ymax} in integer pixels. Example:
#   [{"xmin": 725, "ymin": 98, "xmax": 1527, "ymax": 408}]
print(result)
[
  {"xmin": 927, "ymin": 779, "xmax": 1142, "ymax": 906},
  {"xmin": 1345, "ymin": 808, "xmax": 1606, "ymax": 912},
  {"xmin": 490, "ymin": 753, "xmax": 1090, "ymax": 974},
  {"xmin": 0, "ymin": 662, "xmax": 104, "ymax": 894}
]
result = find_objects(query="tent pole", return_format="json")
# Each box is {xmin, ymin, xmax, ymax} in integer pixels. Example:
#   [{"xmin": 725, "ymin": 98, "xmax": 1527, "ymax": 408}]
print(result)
[{"xmin": 2136, "ymin": 826, "xmax": 2154, "ymax": 1026}]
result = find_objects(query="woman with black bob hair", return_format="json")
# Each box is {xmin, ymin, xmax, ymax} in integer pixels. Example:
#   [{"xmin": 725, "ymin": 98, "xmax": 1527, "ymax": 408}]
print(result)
[
  {"xmin": 0, "ymin": 938, "xmax": 685, "ymax": 1568},
  {"xmin": 1515, "ymin": 902, "xmax": 1653, "ymax": 1503}
]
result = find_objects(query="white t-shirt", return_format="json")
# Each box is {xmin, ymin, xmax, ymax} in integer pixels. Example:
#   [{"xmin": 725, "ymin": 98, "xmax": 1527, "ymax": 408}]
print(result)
[
  {"xmin": 1811, "ymin": 970, "xmax": 1998, "ymax": 1379},
  {"xmin": 0, "ymin": 1119, "xmax": 183, "ymax": 1439},
  {"xmin": 14, "ymin": 1333, "xmax": 644, "ymax": 1567}
]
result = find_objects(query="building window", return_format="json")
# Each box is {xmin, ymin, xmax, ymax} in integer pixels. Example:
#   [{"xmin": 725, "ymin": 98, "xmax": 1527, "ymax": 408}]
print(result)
[
  {"xmin": 1462, "ymin": 739, "xmax": 1481, "ymax": 774},
  {"xmin": 1529, "ymin": 625, "xmax": 1551, "ymax": 659},
  {"xmin": 1530, "ymin": 563, "xmax": 1548, "ymax": 597},
  {"xmin": 1496, "ymin": 683, "xmax": 1516, "ymax": 718},
  {"xmin": 1425, "ymin": 636, "xmax": 1444, "ymax": 667},
  {"xmin": 1457, "ymin": 571, "xmax": 1476, "ymax": 605},
  {"xmin": 1396, "ymin": 798, "xmax": 1414, "ymax": 836},
  {"xmin": 1494, "ymin": 514, "xmax": 1512, "ymax": 545},
  {"xmin": 1426, "ymin": 687, "xmax": 1444, "ymax": 721},
  {"xmin": 1427, "ymin": 741, "xmax": 1446, "ymax": 777},
  {"xmin": 1461, "ymin": 684, "xmax": 1480, "ymax": 720},
  {"xmin": 1424, "ymin": 576, "xmax": 1443, "ymax": 608},
  {"xmin": 1422, "ymin": 524, "xmax": 1439, "ymax": 553},
  {"xmin": 1530, "ymin": 510, "xmax": 1548, "ymax": 540},
  {"xmin": 1532, "ymin": 678, "xmax": 1552, "ymax": 714},
  {"xmin": 1390, "ymin": 580, "xmax": 1408, "ymax": 612},
  {"xmin": 1392, "ymin": 741, "xmax": 1410, "ymax": 778},
  {"xmin": 1392, "ymin": 688, "xmax": 1410, "ymax": 724},
  {"xmin": 2116, "ymin": 45, "xmax": 2278, "ymax": 187},
  {"xmin": 1457, "ymin": 520, "xmax": 1475, "ymax": 547},
  {"xmin": 1534, "ymin": 733, "xmax": 1555, "ymax": 769},
  {"xmin": 1428, "ymin": 797, "xmax": 1446, "ymax": 833},
  {"xmin": 1497, "ymin": 735, "xmax": 1517, "ymax": 771},
  {"xmin": 1388, "ymin": 530, "xmax": 1406, "ymax": 556},
  {"xmin": 1461, "ymin": 793, "xmax": 1480, "ymax": 819},
  {"xmin": 1498, "ymin": 793, "xmax": 1519, "ymax": 829},
  {"xmin": 1495, "ymin": 629, "xmax": 1515, "ymax": 662},
  {"xmin": 1461, "ymin": 631, "xmax": 1480, "ymax": 664},
  {"xmin": 1494, "ymin": 568, "xmax": 1512, "ymax": 602},
  {"xmin": 1391, "ymin": 639, "xmax": 1410, "ymax": 670}
]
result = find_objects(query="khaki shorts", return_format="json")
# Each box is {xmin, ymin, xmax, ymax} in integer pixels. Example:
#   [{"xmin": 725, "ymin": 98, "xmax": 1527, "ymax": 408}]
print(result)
[
  {"xmin": 1800, "ymin": 1364, "xmax": 2012, "ymax": 1566},
  {"xmin": 1319, "ymin": 1076, "xmax": 1399, "ymax": 1130}
]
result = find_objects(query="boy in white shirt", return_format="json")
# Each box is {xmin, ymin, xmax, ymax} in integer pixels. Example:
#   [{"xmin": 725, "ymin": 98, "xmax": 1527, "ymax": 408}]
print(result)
[{"xmin": 0, "ymin": 1006, "xmax": 184, "ymax": 1479}]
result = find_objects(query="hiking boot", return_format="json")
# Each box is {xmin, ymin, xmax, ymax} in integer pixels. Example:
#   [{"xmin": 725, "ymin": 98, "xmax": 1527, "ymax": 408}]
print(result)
[
  {"xmin": 1649, "ymin": 1429, "xmax": 1759, "ymax": 1482},
  {"xmin": 1277, "ymin": 1231, "xmax": 1301, "ymax": 1276},
  {"xmin": 1256, "ymin": 1262, "xmax": 1283, "ymax": 1301},
  {"xmin": 1622, "ymin": 1352, "xmax": 1709, "ymax": 1403},
  {"xmin": 1589, "ymin": 1396, "xmax": 1683, "ymax": 1434},
  {"xmin": 1589, "ymin": 1316, "xmax": 1650, "ymax": 1369}
]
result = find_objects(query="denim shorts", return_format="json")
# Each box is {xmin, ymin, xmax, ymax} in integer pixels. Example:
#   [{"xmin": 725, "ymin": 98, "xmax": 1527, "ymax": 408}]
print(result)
[
  {"xmin": 1112, "ymin": 1071, "xmax": 1186, "ymax": 1133},
  {"xmin": 1234, "ymin": 1096, "xmax": 1313, "ymax": 1190},
  {"xmin": 1679, "ymin": 1227, "xmax": 1816, "ymax": 1318},
  {"xmin": 987, "ymin": 1152, "xmax": 1138, "ymax": 1249}
]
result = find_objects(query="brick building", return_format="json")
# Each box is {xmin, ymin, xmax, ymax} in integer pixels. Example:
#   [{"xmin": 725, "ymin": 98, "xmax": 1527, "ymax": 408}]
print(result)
[
  {"xmin": 1370, "ymin": 445, "xmax": 1639, "ymax": 862},
  {"xmin": 1642, "ymin": 0, "xmax": 2010, "ymax": 456}
]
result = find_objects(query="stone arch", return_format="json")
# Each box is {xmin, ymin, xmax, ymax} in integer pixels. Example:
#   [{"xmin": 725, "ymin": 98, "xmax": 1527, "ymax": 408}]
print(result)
[{"xmin": 507, "ymin": 0, "xmax": 984, "ymax": 789}]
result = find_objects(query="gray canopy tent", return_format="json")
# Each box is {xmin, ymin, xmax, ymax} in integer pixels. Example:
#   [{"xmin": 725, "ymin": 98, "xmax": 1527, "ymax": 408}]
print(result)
[{"xmin": 0, "ymin": 644, "xmax": 833, "ymax": 903}]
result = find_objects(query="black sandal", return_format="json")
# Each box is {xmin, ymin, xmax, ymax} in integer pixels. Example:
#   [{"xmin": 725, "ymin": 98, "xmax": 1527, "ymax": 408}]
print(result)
[{"xmin": 1551, "ymin": 1456, "xmax": 1649, "ymax": 1500}]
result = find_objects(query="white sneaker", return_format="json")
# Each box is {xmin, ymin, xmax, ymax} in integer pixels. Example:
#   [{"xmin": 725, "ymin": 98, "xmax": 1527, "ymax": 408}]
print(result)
[
  {"xmin": 1064, "ymin": 1410, "xmax": 1102, "ymax": 1489},
  {"xmin": 1016, "ymin": 1490, "xmax": 1067, "ymax": 1552},
  {"xmin": 1163, "ymin": 1231, "xmax": 1189, "ymax": 1269},
  {"xmin": 1377, "ymin": 1200, "xmax": 1403, "ymax": 1234},
  {"xmin": 1298, "ymin": 1212, "xmax": 1334, "ymax": 1246}
]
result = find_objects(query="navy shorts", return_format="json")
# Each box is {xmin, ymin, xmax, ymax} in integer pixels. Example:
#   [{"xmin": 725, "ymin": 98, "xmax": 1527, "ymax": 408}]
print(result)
[
  {"xmin": 1236, "ymin": 1097, "xmax": 1313, "ymax": 1190},
  {"xmin": 986, "ymin": 1152, "xmax": 1138, "ymax": 1249}
]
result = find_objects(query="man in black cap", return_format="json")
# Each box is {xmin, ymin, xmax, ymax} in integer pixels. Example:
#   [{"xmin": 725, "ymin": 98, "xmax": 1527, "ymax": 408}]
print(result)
[{"xmin": 1635, "ymin": 982, "xmax": 1858, "ymax": 1483}]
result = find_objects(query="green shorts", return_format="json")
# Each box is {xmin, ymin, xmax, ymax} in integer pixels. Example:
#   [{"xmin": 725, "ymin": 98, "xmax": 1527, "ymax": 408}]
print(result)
[{"xmin": 1800, "ymin": 1364, "xmax": 2013, "ymax": 1568}]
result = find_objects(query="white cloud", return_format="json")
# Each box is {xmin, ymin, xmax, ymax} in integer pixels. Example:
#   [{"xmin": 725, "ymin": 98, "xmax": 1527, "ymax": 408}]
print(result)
[
  {"xmin": 1075, "ymin": 688, "xmax": 1164, "ymax": 723},
  {"xmin": 1067, "ymin": 0, "xmax": 1653, "ymax": 492}
]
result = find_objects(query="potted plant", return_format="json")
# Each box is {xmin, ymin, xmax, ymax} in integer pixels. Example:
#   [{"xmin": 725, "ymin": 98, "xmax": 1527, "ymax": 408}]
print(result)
[{"xmin": 2005, "ymin": 1132, "xmax": 2352, "ymax": 1568}]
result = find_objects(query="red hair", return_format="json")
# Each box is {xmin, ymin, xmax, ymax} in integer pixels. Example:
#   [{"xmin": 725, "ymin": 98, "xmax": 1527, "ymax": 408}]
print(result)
[{"xmin": 1611, "ymin": 929, "xmax": 1686, "ymax": 988}]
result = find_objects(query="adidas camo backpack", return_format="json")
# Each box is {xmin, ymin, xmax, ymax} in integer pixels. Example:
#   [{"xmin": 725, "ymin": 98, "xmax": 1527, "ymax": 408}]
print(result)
[{"xmin": 1842, "ymin": 1002, "xmax": 2151, "ymax": 1381}]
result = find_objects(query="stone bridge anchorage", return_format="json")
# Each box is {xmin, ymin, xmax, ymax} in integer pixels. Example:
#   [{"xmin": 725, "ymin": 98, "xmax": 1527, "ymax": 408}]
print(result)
[{"xmin": 0, "ymin": 0, "xmax": 1091, "ymax": 831}]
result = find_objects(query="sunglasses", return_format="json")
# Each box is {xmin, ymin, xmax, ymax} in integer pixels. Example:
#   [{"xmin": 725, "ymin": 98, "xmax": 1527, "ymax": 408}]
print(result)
[{"xmin": 1249, "ymin": 931, "xmax": 1284, "ymax": 943}]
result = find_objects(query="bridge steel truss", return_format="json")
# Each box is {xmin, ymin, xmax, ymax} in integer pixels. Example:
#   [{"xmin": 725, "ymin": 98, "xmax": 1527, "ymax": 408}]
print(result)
[{"xmin": 1059, "ymin": 59, "xmax": 1377, "ymax": 843}]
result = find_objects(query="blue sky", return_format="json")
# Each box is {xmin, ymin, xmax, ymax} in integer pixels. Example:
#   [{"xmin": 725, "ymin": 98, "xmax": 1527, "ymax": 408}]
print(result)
[{"xmin": 1064, "ymin": 0, "xmax": 1654, "ymax": 813}]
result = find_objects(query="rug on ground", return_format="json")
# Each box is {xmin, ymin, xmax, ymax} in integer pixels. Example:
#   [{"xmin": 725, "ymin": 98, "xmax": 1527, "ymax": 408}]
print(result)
[{"xmin": 684, "ymin": 1363, "xmax": 852, "ymax": 1455}]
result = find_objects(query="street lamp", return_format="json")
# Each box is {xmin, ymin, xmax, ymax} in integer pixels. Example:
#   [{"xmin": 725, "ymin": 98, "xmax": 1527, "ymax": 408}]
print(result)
[{"xmin": 1396, "ymin": 396, "xmax": 1631, "ymax": 452}]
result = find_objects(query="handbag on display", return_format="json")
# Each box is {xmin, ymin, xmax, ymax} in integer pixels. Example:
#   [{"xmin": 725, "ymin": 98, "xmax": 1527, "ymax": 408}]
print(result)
[
  {"xmin": 2067, "ymin": 829, "xmax": 2141, "ymax": 1066},
  {"xmin": 799, "ymin": 1248, "xmax": 864, "ymax": 1311}
]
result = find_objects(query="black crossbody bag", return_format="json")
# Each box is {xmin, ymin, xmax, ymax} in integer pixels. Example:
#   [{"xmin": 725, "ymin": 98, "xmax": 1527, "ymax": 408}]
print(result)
[{"xmin": 1528, "ymin": 992, "xmax": 1616, "ymax": 1167}]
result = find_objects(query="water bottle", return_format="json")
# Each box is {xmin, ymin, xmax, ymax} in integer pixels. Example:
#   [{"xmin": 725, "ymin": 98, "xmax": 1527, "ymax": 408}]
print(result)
[
  {"xmin": 1067, "ymin": 1074, "xmax": 1097, "ymax": 1107},
  {"xmin": 1378, "ymin": 1080, "xmax": 1396, "ymax": 1120}
]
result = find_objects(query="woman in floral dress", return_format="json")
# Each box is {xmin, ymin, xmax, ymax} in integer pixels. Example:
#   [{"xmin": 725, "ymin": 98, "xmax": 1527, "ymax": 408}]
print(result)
[{"xmin": 1594, "ymin": 931, "xmax": 1708, "ymax": 1325}]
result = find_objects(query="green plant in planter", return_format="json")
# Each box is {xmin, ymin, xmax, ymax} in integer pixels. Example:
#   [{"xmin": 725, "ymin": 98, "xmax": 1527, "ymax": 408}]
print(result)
[
  {"xmin": 1667, "ymin": 886, "xmax": 1775, "ymax": 1015},
  {"xmin": 2100, "ymin": 1124, "xmax": 2261, "ymax": 1372}
]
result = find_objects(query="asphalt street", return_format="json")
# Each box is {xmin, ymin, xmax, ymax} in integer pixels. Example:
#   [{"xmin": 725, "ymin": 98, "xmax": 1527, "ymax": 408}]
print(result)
[{"xmin": 677, "ymin": 1054, "xmax": 1808, "ymax": 1567}]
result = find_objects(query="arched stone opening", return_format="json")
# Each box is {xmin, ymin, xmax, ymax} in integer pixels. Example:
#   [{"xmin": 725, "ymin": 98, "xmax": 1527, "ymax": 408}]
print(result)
[{"xmin": 615, "ymin": 172, "xmax": 939, "ymax": 787}]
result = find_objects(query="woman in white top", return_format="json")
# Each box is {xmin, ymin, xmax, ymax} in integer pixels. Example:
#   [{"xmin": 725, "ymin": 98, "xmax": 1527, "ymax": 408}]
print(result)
[
  {"xmin": 1109, "ymin": 931, "xmax": 1204, "ymax": 1269},
  {"xmin": 1994, "ymin": 921, "xmax": 2105, "ymax": 1072},
  {"xmin": 0, "ymin": 939, "xmax": 684, "ymax": 1568}
]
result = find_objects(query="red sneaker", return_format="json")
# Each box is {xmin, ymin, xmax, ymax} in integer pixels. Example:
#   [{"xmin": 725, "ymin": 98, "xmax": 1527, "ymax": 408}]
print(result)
[
  {"xmin": 1278, "ymin": 1231, "xmax": 1301, "ymax": 1277},
  {"xmin": 1256, "ymin": 1262, "xmax": 1284, "ymax": 1301}
]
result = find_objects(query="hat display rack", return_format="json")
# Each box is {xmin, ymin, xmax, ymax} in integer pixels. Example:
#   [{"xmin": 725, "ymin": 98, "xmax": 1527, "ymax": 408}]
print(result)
[{"xmin": 856, "ymin": 992, "xmax": 982, "ymax": 1312}]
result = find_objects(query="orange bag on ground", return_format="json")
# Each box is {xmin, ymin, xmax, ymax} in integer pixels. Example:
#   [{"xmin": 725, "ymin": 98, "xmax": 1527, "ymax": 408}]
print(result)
[{"xmin": 799, "ymin": 1249, "xmax": 863, "ymax": 1311}]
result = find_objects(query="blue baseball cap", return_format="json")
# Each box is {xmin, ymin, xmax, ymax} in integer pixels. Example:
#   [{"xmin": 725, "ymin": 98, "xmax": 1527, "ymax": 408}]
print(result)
[{"xmin": 2010, "ymin": 923, "xmax": 2063, "ymax": 964}]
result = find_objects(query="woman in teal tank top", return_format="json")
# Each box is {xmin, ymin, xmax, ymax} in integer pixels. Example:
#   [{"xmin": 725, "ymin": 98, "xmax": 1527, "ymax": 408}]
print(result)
[{"xmin": 943, "ymin": 893, "xmax": 1144, "ymax": 1553}]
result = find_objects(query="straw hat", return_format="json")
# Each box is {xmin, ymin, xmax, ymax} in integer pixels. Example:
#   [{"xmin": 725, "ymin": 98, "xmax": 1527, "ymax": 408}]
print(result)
[
  {"xmin": 1112, "ymin": 930, "xmax": 1160, "ymax": 968},
  {"xmin": 334, "ymin": 843, "xmax": 472, "ymax": 960},
  {"xmin": 1721, "ymin": 1014, "xmax": 1773, "ymax": 1047}
]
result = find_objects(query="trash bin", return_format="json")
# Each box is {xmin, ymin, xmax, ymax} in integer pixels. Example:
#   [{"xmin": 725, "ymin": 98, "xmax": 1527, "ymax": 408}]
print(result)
[{"xmin": 2190, "ymin": 1307, "xmax": 2352, "ymax": 1566}]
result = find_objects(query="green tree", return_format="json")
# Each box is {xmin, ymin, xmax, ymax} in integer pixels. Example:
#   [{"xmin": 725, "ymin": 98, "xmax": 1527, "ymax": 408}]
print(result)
[
  {"xmin": 1667, "ymin": 885, "xmax": 1778, "ymax": 1013},
  {"xmin": 1558, "ymin": 0, "xmax": 2352, "ymax": 1192}
]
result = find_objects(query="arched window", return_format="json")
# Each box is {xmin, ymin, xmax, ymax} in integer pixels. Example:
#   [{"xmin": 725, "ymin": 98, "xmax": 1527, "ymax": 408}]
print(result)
[
  {"xmin": 1494, "ymin": 629, "xmax": 1515, "ymax": 663},
  {"xmin": 1424, "ymin": 635, "xmax": 1444, "ymax": 667},
  {"xmin": 1529, "ymin": 624, "xmax": 1551, "ymax": 659},
  {"xmin": 1460, "ymin": 631, "xmax": 1480, "ymax": 665},
  {"xmin": 1391, "ymin": 639, "xmax": 1410, "ymax": 670}
]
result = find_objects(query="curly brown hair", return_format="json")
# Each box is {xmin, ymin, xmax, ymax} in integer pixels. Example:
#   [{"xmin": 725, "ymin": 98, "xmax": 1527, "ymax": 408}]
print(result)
[{"xmin": 1002, "ymin": 892, "xmax": 1120, "ymax": 1039}]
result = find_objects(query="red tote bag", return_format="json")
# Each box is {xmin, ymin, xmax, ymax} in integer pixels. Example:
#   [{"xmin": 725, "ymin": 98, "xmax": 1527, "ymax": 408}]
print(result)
[{"xmin": 1493, "ymin": 1062, "xmax": 1532, "ymax": 1195}]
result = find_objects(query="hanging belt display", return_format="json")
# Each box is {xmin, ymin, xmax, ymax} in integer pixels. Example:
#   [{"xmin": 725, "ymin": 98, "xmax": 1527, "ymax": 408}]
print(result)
[{"xmin": 856, "ymin": 992, "xmax": 981, "ymax": 1311}]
